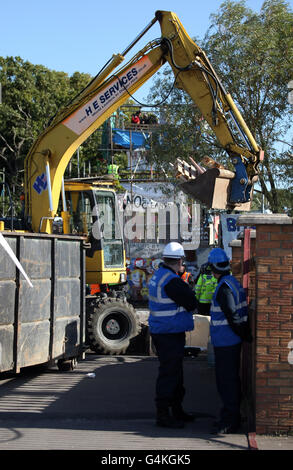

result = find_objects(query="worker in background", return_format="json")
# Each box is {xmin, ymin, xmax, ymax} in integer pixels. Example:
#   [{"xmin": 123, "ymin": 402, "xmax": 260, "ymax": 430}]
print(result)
[
  {"xmin": 194, "ymin": 262, "xmax": 217, "ymax": 315},
  {"xmin": 148, "ymin": 242, "xmax": 197, "ymax": 429},
  {"xmin": 131, "ymin": 110, "xmax": 142, "ymax": 125},
  {"xmin": 178, "ymin": 262, "xmax": 195, "ymax": 289},
  {"xmin": 206, "ymin": 248, "xmax": 253, "ymax": 435},
  {"xmin": 20, "ymin": 192, "xmax": 25, "ymax": 219},
  {"xmin": 107, "ymin": 162, "xmax": 119, "ymax": 179}
]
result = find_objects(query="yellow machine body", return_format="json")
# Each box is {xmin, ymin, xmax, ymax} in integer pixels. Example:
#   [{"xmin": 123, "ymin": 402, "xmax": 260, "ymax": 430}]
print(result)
[{"xmin": 23, "ymin": 10, "xmax": 262, "ymax": 289}]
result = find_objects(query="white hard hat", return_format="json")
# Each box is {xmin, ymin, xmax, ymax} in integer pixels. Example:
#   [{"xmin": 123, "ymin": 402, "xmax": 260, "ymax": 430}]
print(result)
[{"xmin": 163, "ymin": 242, "xmax": 185, "ymax": 259}]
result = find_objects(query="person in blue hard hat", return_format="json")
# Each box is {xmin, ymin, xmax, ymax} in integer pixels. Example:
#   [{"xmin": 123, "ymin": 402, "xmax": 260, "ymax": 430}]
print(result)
[
  {"xmin": 206, "ymin": 247, "xmax": 253, "ymax": 435},
  {"xmin": 148, "ymin": 242, "xmax": 197, "ymax": 429}
]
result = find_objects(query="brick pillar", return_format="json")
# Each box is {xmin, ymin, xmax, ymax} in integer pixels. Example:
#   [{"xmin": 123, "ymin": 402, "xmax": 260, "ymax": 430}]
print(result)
[
  {"xmin": 230, "ymin": 229, "xmax": 257, "ymax": 434},
  {"xmin": 229, "ymin": 238, "xmax": 242, "ymax": 281},
  {"xmin": 238, "ymin": 214, "xmax": 293, "ymax": 435}
]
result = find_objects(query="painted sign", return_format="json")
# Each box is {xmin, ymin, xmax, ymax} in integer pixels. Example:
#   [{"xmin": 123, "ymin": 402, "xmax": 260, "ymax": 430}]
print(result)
[
  {"xmin": 63, "ymin": 56, "xmax": 153, "ymax": 135},
  {"xmin": 33, "ymin": 173, "xmax": 47, "ymax": 195},
  {"xmin": 220, "ymin": 213, "xmax": 243, "ymax": 259}
]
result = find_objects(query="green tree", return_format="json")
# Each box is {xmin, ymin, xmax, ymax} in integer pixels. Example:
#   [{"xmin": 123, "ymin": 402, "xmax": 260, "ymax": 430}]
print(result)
[
  {"xmin": 204, "ymin": 0, "xmax": 293, "ymax": 213},
  {"xmin": 0, "ymin": 57, "xmax": 92, "ymax": 191},
  {"xmin": 148, "ymin": 0, "xmax": 293, "ymax": 213}
]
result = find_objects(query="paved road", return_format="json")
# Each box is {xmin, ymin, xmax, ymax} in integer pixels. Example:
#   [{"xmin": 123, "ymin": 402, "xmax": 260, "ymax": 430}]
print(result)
[{"xmin": 0, "ymin": 353, "xmax": 292, "ymax": 451}]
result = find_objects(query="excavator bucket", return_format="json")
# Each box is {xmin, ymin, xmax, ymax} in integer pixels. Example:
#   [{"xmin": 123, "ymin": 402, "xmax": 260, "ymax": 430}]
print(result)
[{"xmin": 175, "ymin": 160, "xmax": 252, "ymax": 211}]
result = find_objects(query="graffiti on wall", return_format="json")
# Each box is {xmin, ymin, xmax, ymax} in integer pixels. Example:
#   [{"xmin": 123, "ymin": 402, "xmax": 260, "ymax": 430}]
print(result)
[{"xmin": 125, "ymin": 256, "xmax": 163, "ymax": 303}]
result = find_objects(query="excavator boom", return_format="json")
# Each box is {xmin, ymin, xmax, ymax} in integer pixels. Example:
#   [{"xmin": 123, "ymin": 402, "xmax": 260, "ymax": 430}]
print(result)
[
  {"xmin": 24, "ymin": 41, "xmax": 165, "ymax": 232},
  {"xmin": 24, "ymin": 10, "xmax": 262, "ymax": 232}
]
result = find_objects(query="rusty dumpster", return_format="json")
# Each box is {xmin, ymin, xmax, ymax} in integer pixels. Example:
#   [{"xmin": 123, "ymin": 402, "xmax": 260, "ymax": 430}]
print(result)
[{"xmin": 0, "ymin": 232, "xmax": 85, "ymax": 373}]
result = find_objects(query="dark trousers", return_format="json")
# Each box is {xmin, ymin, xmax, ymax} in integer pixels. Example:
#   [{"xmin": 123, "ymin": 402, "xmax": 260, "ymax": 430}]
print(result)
[
  {"xmin": 151, "ymin": 332, "xmax": 186, "ymax": 410},
  {"xmin": 214, "ymin": 343, "xmax": 242, "ymax": 427}
]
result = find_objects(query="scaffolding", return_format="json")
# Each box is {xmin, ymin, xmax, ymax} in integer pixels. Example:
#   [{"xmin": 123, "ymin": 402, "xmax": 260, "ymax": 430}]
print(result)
[{"xmin": 65, "ymin": 105, "xmax": 166, "ymax": 196}]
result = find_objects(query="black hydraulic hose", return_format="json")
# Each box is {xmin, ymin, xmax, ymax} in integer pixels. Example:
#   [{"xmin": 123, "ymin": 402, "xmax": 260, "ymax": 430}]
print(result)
[
  {"xmin": 162, "ymin": 37, "xmax": 220, "ymax": 125},
  {"xmin": 111, "ymin": 69, "xmax": 181, "ymax": 108}
]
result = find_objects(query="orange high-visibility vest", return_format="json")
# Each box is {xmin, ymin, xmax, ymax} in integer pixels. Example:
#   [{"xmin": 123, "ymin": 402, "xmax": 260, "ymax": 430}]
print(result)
[{"xmin": 181, "ymin": 271, "xmax": 192, "ymax": 283}]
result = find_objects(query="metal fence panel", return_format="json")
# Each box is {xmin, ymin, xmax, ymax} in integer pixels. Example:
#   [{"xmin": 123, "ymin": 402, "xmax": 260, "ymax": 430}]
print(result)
[{"xmin": 0, "ymin": 233, "xmax": 85, "ymax": 373}]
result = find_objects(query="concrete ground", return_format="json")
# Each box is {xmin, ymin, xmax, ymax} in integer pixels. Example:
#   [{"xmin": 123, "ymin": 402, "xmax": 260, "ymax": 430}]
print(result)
[{"xmin": 0, "ymin": 352, "xmax": 292, "ymax": 452}]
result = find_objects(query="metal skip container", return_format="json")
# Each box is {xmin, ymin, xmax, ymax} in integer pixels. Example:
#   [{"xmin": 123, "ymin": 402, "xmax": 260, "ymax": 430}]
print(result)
[{"xmin": 0, "ymin": 232, "xmax": 85, "ymax": 373}]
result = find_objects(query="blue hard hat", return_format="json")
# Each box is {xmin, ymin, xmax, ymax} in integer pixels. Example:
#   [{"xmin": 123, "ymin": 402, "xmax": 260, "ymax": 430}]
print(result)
[{"xmin": 208, "ymin": 248, "xmax": 229, "ymax": 264}]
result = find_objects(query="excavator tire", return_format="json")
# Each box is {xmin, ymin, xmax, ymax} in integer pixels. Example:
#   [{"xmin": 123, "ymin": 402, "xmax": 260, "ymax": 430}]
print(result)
[{"xmin": 87, "ymin": 296, "xmax": 141, "ymax": 355}]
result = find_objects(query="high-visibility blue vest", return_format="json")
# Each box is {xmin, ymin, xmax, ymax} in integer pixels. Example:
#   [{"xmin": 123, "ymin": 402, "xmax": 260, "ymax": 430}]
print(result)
[
  {"xmin": 210, "ymin": 275, "xmax": 248, "ymax": 347},
  {"xmin": 148, "ymin": 265, "xmax": 194, "ymax": 334}
]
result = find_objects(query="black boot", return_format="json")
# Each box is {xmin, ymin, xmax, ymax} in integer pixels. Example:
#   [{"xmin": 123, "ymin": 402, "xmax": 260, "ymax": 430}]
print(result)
[
  {"xmin": 171, "ymin": 403, "xmax": 195, "ymax": 422},
  {"xmin": 156, "ymin": 407, "xmax": 184, "ymax": 428}
]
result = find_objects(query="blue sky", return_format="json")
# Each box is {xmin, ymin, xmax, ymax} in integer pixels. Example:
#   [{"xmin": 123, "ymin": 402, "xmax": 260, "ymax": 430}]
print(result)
[{"xmin": 0, "ymin": 0, "xmax": 284, "ymax": 102}]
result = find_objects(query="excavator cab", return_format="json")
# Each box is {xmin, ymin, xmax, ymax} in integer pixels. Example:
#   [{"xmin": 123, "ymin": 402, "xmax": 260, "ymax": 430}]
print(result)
[{"xmin": 60, "ymin": 180, "xmax": 126, "ymax": 286}]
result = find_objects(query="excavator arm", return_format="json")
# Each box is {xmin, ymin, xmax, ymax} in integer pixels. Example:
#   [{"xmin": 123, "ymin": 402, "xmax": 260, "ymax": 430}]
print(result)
[
  {"xmin": 155, "ymin": 11, "xmax": 263, "ymax": 209},
  {"xmin": 24, "ymin": 10, "xmax": 262, "ymax": 232}
]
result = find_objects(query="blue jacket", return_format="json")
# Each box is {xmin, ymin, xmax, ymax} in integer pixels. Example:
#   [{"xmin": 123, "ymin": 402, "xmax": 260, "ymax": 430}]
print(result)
[
  {"xmin": 148, "ymin": 265, "xmax": 194, "ymax": 334},
  {"xmin": 210, "ymin": 275, "xmax": 248, "ymax": 347}
]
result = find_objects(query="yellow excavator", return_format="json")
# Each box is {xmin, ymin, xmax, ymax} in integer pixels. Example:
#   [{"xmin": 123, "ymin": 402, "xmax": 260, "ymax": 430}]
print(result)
[{"xmin": 22, "ymin": 10, "xmax": 262, "ymax": 354}]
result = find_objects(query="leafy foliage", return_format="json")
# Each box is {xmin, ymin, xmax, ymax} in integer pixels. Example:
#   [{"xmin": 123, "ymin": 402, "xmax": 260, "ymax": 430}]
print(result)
[
  {"xmin": 204, "ymin": 0, "xmax": 293, "ymax": 213},
  {"xmin": 0, "ymin": 57, "xmax": 93, "ymax": 190}
]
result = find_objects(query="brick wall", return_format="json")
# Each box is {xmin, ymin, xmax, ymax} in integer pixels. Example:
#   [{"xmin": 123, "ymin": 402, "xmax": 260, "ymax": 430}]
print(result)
[{"xmin": 232, "ymin": 214, "xmax": 293, "ymax": 435}]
